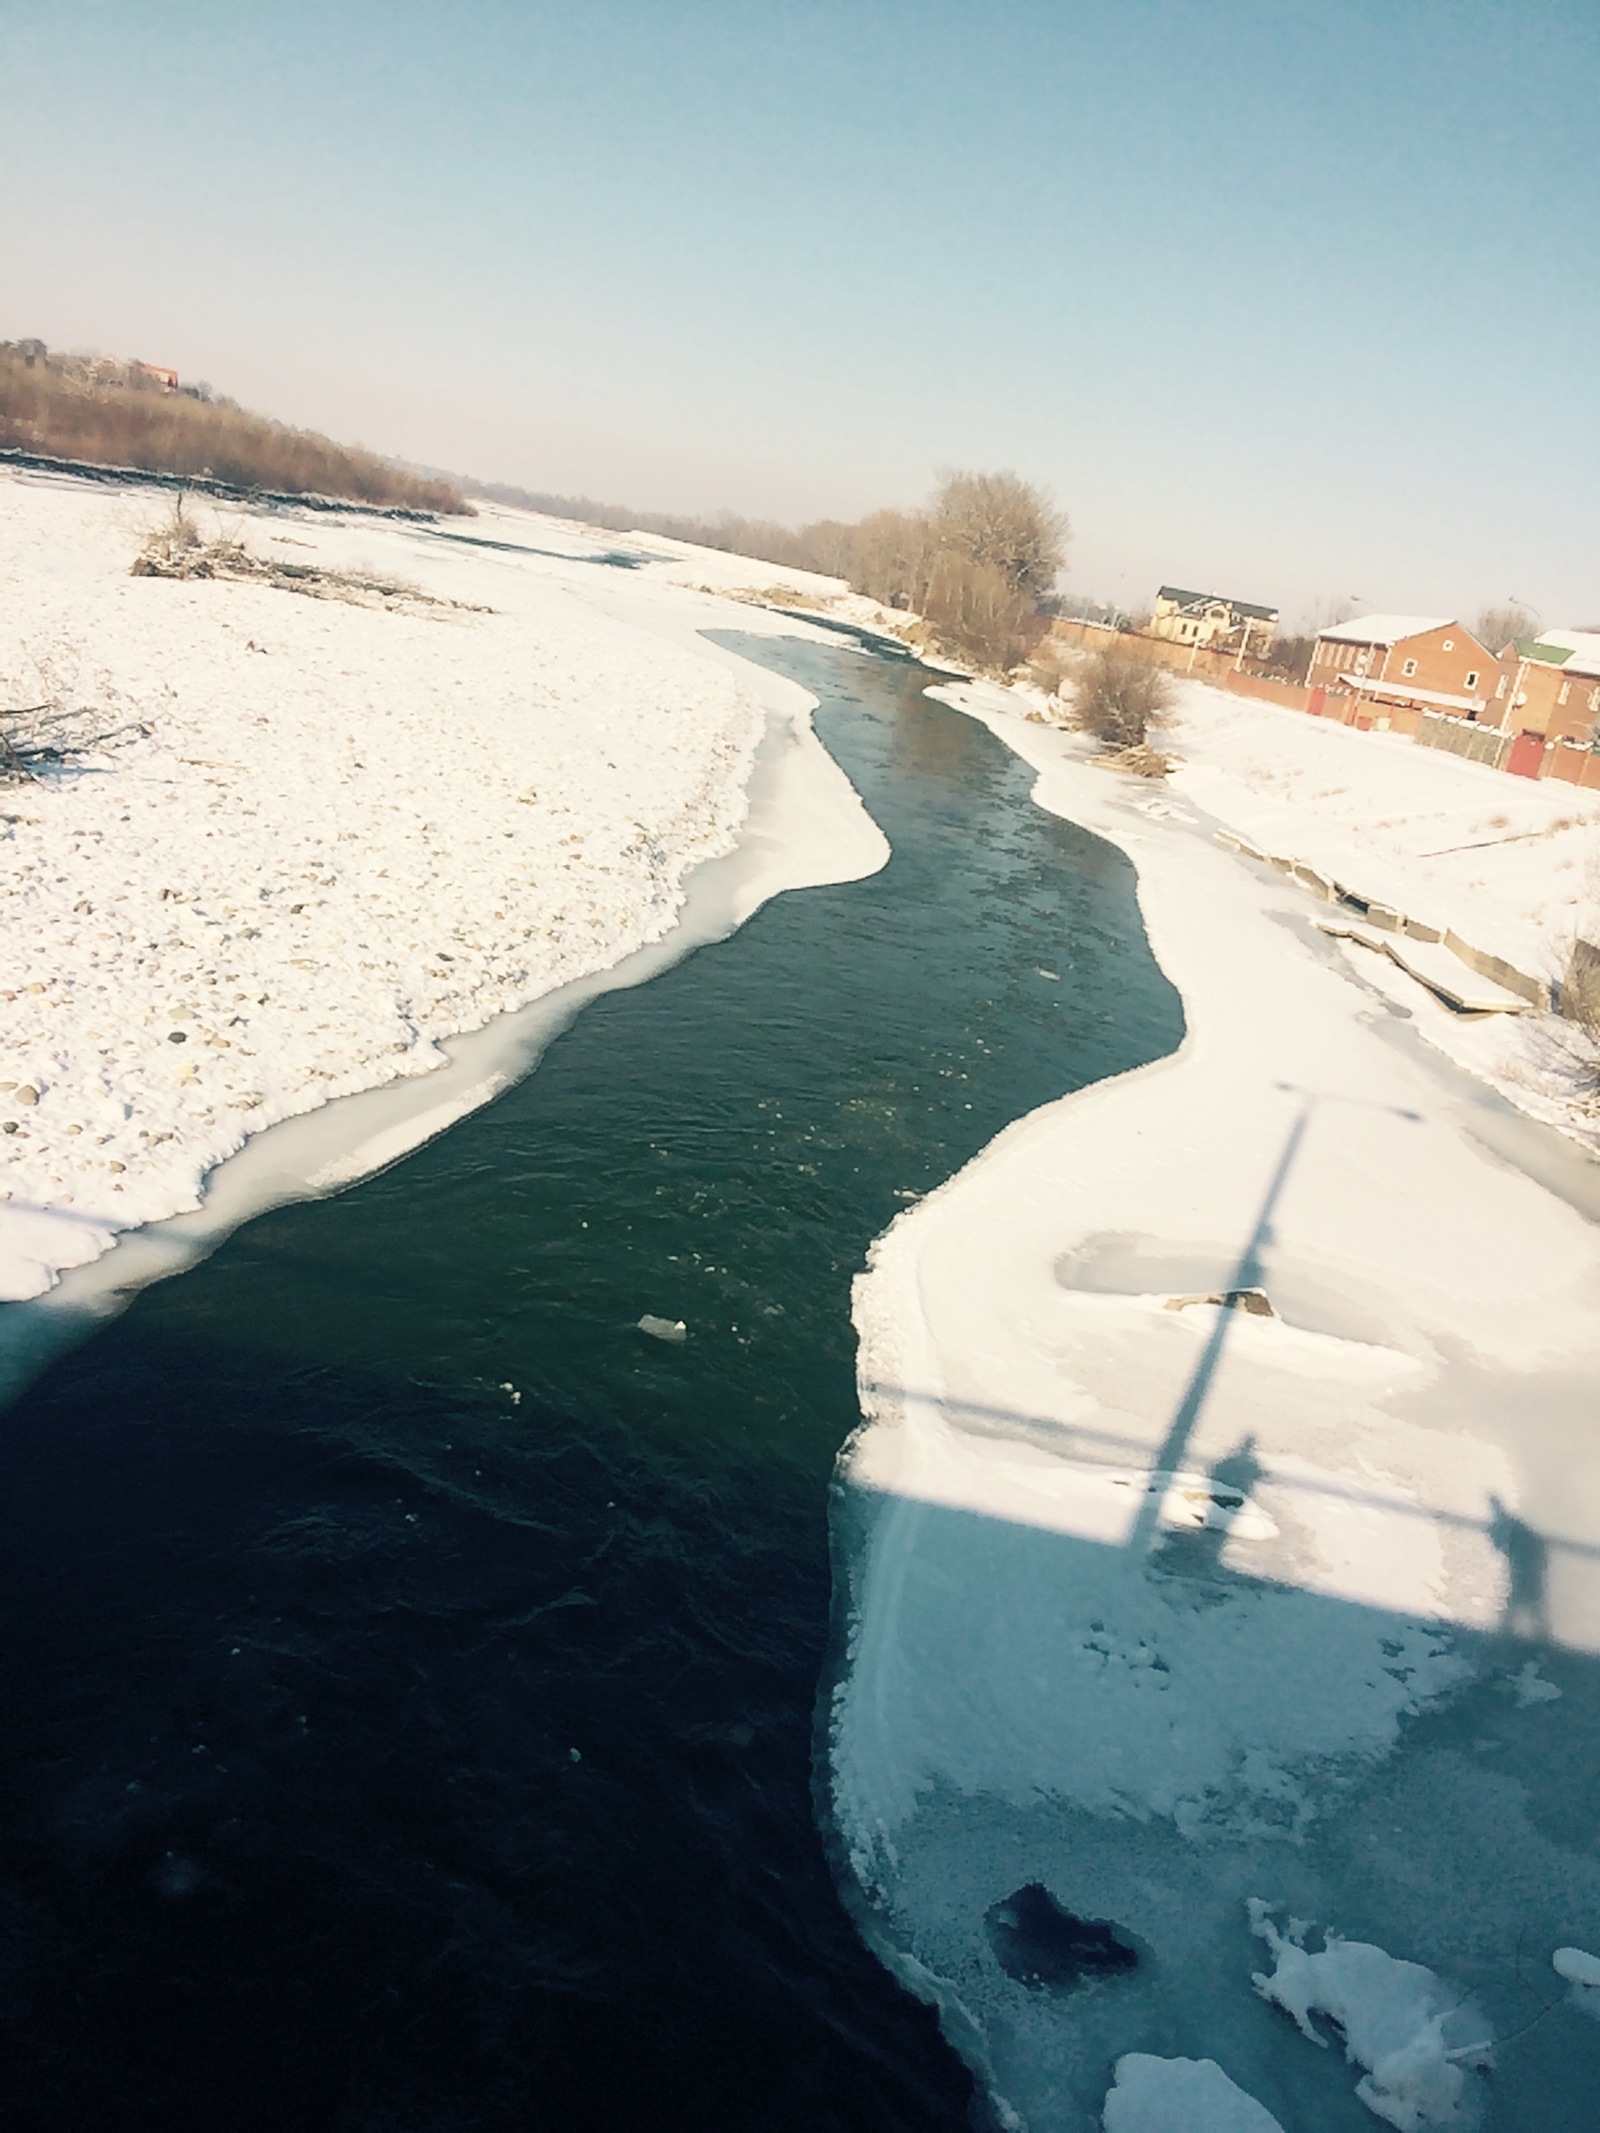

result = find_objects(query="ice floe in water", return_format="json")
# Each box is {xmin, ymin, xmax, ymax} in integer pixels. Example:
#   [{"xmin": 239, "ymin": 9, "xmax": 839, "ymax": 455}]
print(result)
[
  {"xmin": 1102, "ymin": 2054, "xmax": 1285, "ymax": 2132},
  {"xmin": 1553, "ymin": 1946, "xmax": 1600, "ymax": 2020},
  {"xmin": 1248, "ymin": 1902, "xmax": 1487, "ymax": 2129},
  {"xmin": 637, "ymin": 1313, "xmax": 688, "ymax": 1343}
]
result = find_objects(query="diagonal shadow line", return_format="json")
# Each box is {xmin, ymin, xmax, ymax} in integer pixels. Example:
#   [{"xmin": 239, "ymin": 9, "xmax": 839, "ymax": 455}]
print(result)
[
  {"xmin": 858, "ymin": 1382, "xmax": 1600, "ymax": 1565},
  {"xmin": 1126, "ymin": 1102, "xmax": 1312, "ymax": 1552}
]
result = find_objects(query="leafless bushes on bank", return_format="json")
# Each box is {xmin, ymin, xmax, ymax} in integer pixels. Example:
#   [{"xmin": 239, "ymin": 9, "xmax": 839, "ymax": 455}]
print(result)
[
  {"xmin": 0, "ymin": 696, "xmax": 147, "ymax": 786},
  {"xmin": 1, "ymin": 342, "xmax": 467, "ymax": 513},
  {"xmin": 1072, "ymin": 649, "xmax": 1177, "ymax": 749},
  {"xmin": 476, "ymin": 465, "xmax": 1069, "ymax": 673},
  {"xmin": 131, "ymin": 498, "xmax": 488, "ymax": 613}
]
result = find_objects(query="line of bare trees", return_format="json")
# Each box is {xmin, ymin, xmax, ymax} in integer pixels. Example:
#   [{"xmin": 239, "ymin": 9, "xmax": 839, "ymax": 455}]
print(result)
[
  {"xmin": 471, "ymin": 467, "xmax": 1069, "ymax": 672},
  {"xmin": 0, "ymin": 342, "xmax": 468, "ymax": 514}
]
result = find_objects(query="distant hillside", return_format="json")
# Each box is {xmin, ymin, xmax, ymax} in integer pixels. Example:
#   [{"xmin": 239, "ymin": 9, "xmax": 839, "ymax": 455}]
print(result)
[{"xmin": 0, "ymin": 340, "xmax": 468, "ymax": 514}]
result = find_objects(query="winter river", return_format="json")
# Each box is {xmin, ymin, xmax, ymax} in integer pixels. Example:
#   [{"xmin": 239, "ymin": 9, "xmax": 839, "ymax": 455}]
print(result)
[{"xmin": 0, "ymin": 635, "xmax": 1182, "ymax": 2132}]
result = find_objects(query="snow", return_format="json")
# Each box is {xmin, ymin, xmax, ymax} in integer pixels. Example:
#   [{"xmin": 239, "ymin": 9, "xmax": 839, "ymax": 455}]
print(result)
[
  {"xmin": 1552, "ymin": 1947, "xmax": 1600, "ymax": 1988},
  {"xmin": 0, "ymin": 470, "xmax": 885, "ymax": 1319},
  {"xmin": 1102, "ymin": 2055, "xmax": 1285, "ymax": 2132},
  {"xmin": 1530, "ymin": 630, "xmax": 1600, "ymax": 674},
  {"xmin": 1248, "ymin": 1902, "xmax": 1487, "ymax": 2129},
  {"xmin": 1317, "ymin": 616, "xmax": 1454, "ymax": 647},
  {"xmin": 828, "ymin": 679, "xmax": 1600, "ymax": 2128}
]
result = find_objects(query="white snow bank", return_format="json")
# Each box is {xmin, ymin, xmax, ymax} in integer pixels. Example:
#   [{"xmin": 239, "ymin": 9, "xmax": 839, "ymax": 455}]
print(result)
[
  {"xmin": 1102, "ymin": 2055, "xmax": 1285, "ymax": 2132},
  {"xmin": 0, "ymin": 473, "xmax": 883, "ymax": 1311},
  {"xmin": 1249, "ymin": 1902, "xmax": 1487, "ymax": 2130},
  {"xmin": 1163, "ymin": 682, "xmax": 1600, "ymax": 984},
  {"xmin": 1158, "ymin": 681, "xmax": 1600, "ymax": 1145},
  {"xmin": 830, "ymin": 680, "xmax": 1600, "ymax": 2130}
]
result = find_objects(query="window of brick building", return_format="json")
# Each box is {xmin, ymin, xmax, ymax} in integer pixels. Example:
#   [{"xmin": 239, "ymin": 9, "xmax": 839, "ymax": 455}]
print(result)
[
  {"xmin": 1402, "ymin": 658, "xmax": 1418, "ymax": 677},
  {"xmin": 1465, "ymin": 671, "xmax": 1479, "ymax": 689}
]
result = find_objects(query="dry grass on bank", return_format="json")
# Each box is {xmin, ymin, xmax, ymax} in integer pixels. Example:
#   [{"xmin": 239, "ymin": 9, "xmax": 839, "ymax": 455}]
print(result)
[
  {"xmin": 1, "ymin": 345, "xmax": 467, "ymax": 514},
  {"xmin": 132, "ymin": 498, "xmax": 488, "ymax": 613}
]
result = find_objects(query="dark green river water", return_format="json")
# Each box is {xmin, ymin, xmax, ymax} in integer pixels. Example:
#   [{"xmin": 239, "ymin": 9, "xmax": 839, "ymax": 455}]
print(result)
[{"xmin": 0, "ymin": 636, "xmax": 1182, "ymax": 2132}]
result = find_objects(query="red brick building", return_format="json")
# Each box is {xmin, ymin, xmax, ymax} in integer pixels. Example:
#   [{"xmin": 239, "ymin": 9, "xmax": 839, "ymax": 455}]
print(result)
[
  {"xmin": 1306, "ymin": 615, "xmax": 1495, "ymax": 733},
  {"xmin": 1489, "ymin": 631, "xmax": 1600, "ymax": 745}
]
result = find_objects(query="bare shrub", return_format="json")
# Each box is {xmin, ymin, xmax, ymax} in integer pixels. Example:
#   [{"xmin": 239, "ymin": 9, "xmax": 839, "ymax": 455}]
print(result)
[
  {"xmin": 1261, "ymin": 631, "xmax": 1316, "ymax": 681},
  {"xmin": 0, "ymin": 343, "xmax": 468, "ymax": 513},
  {"xmin": 1560, "ymin": 938, "xmax": 1600, "ymax": 1062},
  {"xmin": 1072, "ymin": 650, "xmax": 1176, "ymax": 748},
  {"xmin": 1025, "ymin": 636, "xmax": 1077, "ymax": 704},
  {"xmin": 131, "ymin": 502, "xmax": 487, "ymax": 614}
]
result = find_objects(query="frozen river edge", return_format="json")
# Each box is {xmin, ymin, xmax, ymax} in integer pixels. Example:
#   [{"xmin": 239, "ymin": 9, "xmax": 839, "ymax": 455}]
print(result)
[
  {"xmin": 828, "ymin": 681, "xmax": 1600, "ymax": 2132},
  {"xmin": 0, "ymin": 472, "xmax": 888, "ymax": 1402}
]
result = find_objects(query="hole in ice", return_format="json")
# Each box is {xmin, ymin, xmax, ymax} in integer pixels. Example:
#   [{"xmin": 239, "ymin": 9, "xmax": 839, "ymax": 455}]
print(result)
[{"xmin": 984, "ymin": 1882, "xmax": 1139, "ymax": 1991}]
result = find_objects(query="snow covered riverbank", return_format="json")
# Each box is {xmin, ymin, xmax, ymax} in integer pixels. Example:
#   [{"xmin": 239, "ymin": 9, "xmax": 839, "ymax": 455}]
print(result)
[
  {"xmin": 831, "ymin": 684, "xmax": 1600, "ymax": 2131},
  {"xmin": 0, "ymin": 471, "xmax": 877, "ymax": 1308}
]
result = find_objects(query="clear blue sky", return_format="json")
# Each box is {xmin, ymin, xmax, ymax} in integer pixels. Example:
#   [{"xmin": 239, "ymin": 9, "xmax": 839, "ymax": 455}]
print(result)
[{"xmin": 3, "ymin": 0, "xmax": 1596, "ymax": 627}]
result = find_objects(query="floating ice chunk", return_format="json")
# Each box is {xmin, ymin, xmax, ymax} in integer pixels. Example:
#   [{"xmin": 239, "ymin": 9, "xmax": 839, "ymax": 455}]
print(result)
[
  {"xmin": 1248, "ymin": 1901, "xmax": 1487, "ymax": 2129},
  {"xmin": 1553, "ymin": 1946, "xmax": 1600, "ymax": 2019},
  {"xmin": 637, "ymin": 1313, "xmax": 687, "ymax": 1343},
  {"xmin": 1102, "ymin": 2054, "xmax": 1285, "ymax": 2131}
]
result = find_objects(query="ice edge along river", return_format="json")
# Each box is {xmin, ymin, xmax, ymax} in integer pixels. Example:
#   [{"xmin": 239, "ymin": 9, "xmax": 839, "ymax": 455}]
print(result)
[
  {"xmin": 0, "ymin": 601, "xmax": 888, "ymax": 1409},
  {"xmin": 829, "ymin": 679, "xmax": 1600, "ymax": 2132}
]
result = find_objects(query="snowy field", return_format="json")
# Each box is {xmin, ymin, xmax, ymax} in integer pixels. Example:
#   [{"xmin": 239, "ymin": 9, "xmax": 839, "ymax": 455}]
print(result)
[
  {"xmin": 832, "ymin": 684, "xmax": 1600, "ymax": 2130},
  {"xmin": 1158, "ymin": 682, "xmax": 1600, "ymax": 1149},
  {"xmin": 8, "ymin": 469, "xmax": 1600, "ymax": 2127},
  {"xmin": 0, "ymin": 470, "xmax": 893, "ymax": 1312}
]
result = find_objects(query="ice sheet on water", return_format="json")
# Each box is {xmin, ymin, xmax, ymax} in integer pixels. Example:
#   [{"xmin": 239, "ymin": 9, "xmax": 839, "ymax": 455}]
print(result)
[
  {"xmin": 1248, "ymin": 1900, "xmax": 1488, "ymax": 2129},
  {"xmin": 1101, "ymin": 2054, "xmax": 1285, "ymax": 2132},
  {"xmin": 637, "ymin": 1313, "xmax": 687, "ymax": 1343}
]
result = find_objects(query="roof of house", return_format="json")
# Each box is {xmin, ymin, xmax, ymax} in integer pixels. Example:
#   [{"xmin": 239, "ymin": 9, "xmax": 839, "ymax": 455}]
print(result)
[
  {"xmin": 1514, "ymin": 637, "xmax": 1574, "ymax": 665},
  {"xmin": 1316, "ymin": 614, "xmax": 1454, "ymax": 647},
  {"xmin": 1156, "ymin": 586, "xmax": 1278, "ymax": 622},
  {"xmin": 1530, "ymin": 628, "xmax": 1600, "ymax": 676}
]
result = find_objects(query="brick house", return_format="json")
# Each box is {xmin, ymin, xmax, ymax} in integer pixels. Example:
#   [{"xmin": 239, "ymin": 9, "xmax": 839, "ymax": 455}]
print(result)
[
  {"xmin": 1306, "ymin": 615, "xmax": 1494, "ymax": 732},
  {"xmin": 1149, "ymin": 587, "xmax": 1278, "ymax": 660},
  {"xmin": 1489, "ymin": 631, "xmax": 1600, "ymax": 746},
  {"xmin": 1477, "ymin": 630, "xmax": 1600, "ymax": 779}
]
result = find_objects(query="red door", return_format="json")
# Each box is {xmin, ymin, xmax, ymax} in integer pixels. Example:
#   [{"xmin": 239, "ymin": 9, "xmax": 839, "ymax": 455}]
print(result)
[{"xmin": 1507, "ymin": 731, "xmax": 1546, "ymax": 779}]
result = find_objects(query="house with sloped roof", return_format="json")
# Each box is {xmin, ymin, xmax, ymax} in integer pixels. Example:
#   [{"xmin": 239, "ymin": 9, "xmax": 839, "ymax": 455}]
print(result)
[
  {"xmin": 1489, "ymin": 631, "xmax": 1600, "ymax": 749},
  {"xmin": 1306, "ymin": 615, "xmax": 1494, "ymax": 731},
  {"xmin": 1149, "ymin": 586, "xmax": 1278, "ymax": 660}
]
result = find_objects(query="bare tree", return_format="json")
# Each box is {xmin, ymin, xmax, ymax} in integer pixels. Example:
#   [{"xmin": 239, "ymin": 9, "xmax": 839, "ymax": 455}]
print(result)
[
  {"xmin": 1475, "ymin": 602, "xmax": 1538, "ymax": 654},
  {"xmin": 930, "ymin": 470, "xmax": 1068, "ymax": 602}
]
